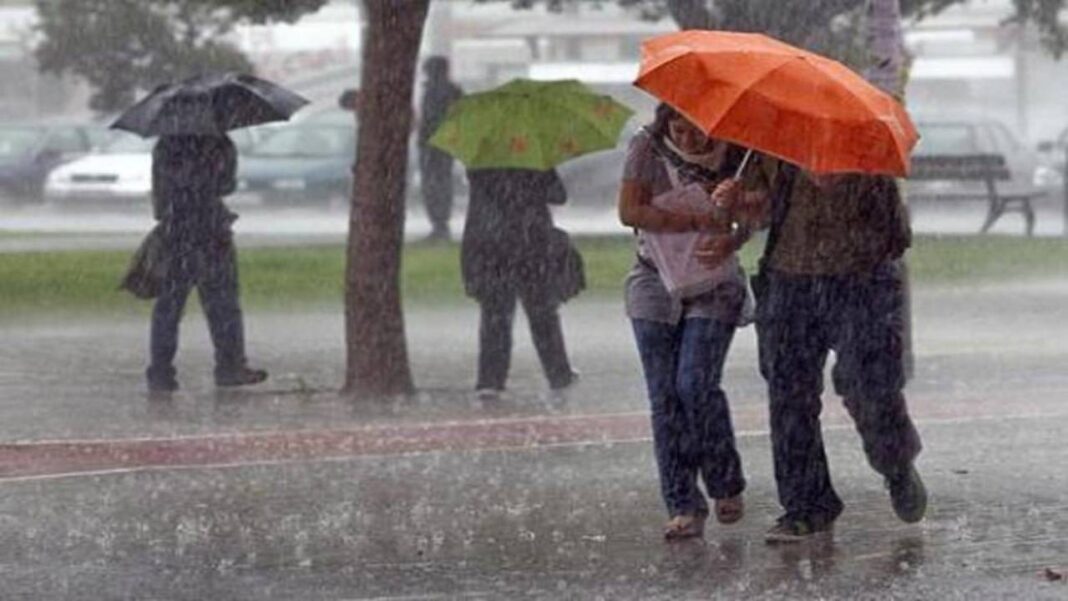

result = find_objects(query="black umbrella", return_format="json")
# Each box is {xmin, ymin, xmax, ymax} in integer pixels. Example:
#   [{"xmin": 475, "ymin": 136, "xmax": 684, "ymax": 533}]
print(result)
[{"xmin": 111, "ymin": 72, "xmax": 309, "ymax": 138}]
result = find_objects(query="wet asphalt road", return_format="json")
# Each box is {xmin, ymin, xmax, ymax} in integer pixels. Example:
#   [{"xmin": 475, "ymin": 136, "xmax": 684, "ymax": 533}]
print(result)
[
  {"xmin": 0, "ymin": 414, "xmax": 1065, "ymax": 600},
  {"xmin": 2, "ymin": 242, "xmax": 1068, "ymax": 597}
]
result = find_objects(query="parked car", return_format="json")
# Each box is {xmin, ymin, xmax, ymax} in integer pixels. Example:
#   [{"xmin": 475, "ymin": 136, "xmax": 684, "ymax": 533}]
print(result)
[
  {"xmin": 46, "ymin": 129, "xmax": 259, "ymax": 205},
  {"xmin": 299, "ymin": 107, "xmax": 465, "ymax": 206},
  {"xmin": 0, "ymin": 122, "xmax": 107, "ymax": 203},
  {"xmin": 1036, "ymin": 125, "xmax": 1068, "ymax": 189},
  {"xmin": 908, "ymin": 117, "xmax": 1058, "ymax": 198},
  {"xmin": 235, "ymin": 122, "xmax": 355, "ymax": 206}
]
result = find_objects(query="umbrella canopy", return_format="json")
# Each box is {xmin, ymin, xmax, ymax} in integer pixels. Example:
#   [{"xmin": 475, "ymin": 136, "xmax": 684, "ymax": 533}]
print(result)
[
  {"xmin": 112, "ymin": 72, "xmax": 309, "ymax": 138},
  {"xmin": 429, "ymin": 78, "xmax": 634, "ymax": 171},
  {"xmin": 635, "ymin": 30, "xmax": 918, "ymax": 177}
]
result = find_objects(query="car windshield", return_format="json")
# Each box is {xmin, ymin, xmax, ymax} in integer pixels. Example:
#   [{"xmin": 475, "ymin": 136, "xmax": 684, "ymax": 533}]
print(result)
[
  {"xmin": 249, "ymin": 125, "xmax": 352, "ymax": 158},
  {"xmin": 102, "ymin": 133, "xmax": 156, "ymax": 154},
  {"xmin": 0, "ymin": 127, "xmax": 44, "ymax": 159},
  {"xmin": 915, "ymin": 123, "xmax": 978, "ymax": 155}
]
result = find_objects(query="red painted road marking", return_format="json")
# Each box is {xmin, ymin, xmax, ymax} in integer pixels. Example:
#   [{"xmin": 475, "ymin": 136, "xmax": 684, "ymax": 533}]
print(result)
[{"xmin": 0, "ymin": 394, "xmax": 1063, "ymax": 480}]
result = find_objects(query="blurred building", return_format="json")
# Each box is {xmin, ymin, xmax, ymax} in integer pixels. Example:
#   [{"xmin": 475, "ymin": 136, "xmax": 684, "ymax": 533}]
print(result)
[
  {"xmin": 904, "ymin": 0, "xmax": 1068, "ymax": 144},
  {"xmin": 230, "ymin": 1, "xmax": 361, "ymax": 110},
  {"xmin": 433, "ymin": 0, "xmax": 1068, "ymax": 145},
  {"xmin": 3, "ymin": 0, "xmax": 1067, "ymax": 145}
]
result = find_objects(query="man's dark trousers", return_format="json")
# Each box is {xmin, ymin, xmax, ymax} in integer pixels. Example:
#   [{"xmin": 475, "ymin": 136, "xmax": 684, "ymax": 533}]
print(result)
[
  {"xmin": 148, "ymin": 240, "xmax": 246, "ymax": 383},
  {"xmin": 756, "ymin": 260, "xmax": 922, "ymax": 526}
]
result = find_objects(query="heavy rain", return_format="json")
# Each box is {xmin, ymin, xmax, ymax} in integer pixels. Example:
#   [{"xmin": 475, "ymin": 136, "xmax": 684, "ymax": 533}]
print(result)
[{"xmin": 0, "ymin": 0, "xmax": 1067, "ymax": 599}]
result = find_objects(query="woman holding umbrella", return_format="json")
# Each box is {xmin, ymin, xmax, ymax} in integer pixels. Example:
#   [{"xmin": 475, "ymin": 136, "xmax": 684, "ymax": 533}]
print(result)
[
  {"xmin": 635, "ymin": 31, "xmax": 925, "ymax": 543},
  {"xmin": 114, "ymin": 73, "xmax": 308, "ymax": 393},
  {"xmin": 430, "ymin": 79, "xmax": 633, "ymax": 400},
  {"xmin": 619, "ymin": 103, "xmax": 771, "ymax": 540},
  {"xmin": 462, "ymin": 167, "xmax": 581, "ymax": 400}
]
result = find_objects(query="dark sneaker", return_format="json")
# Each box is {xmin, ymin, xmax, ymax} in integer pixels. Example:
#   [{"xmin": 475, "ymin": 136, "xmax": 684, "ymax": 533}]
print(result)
[
  {"xmin": 765, "ymin": 515, "xmax": 834, "ymax": 544},
  {"xmin": 887, "ymin": 464, "xmax": 927, "ymax": 523},
  {"xmin": 147, "ymin": 378, "xmax": 179, "ymax": 393},
  {"xmin": 476, "ymin": 388, "xmax": 502, "ymax": 402},
  {"xmin": 550, "ymin": 370, "xmax": 581, "ymax": 391},
  {"xmin": 146, "ymin": 366, "xmax": 178, "ymax": 393},
  {"xmin": 215, "ymin": 367, "xmax": 268, "ymax": 388}
]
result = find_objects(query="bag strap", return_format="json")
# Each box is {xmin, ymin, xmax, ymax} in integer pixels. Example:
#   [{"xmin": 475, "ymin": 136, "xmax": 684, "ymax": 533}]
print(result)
[{"xmin": 758, "ymin": 163, "xmax": 799, "ymax": 274}]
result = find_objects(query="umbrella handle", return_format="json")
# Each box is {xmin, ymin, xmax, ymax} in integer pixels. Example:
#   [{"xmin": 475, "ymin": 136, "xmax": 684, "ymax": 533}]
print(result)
[{"xmin": 733, "ymin": 148, "xmax": 754, "ymax": 181}]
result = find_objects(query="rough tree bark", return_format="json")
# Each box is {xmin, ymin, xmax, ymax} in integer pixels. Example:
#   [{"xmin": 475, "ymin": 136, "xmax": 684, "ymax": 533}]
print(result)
[
  {"xmin": 866, "ymin": 0, "xmax": 906, "ymax": 97},
  {"xmin": 343, "ymin": 0, "xmax": 430, "ymax": 398},
  {"xmin": 864, "ymin": 0, "xmax": 916, "ymax": 380},
  {"xmin": 666, "ymin": 0, "xmax": 717, "ymax": 29}
]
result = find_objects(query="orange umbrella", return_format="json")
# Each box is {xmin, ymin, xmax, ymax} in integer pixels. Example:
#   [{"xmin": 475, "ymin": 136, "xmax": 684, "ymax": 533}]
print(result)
[{"xmin": 635, "ymin": 30, "xmax": 919, "ymax": 177}]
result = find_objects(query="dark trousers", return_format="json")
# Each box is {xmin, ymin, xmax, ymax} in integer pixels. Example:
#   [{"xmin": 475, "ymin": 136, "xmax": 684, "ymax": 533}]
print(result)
[
  {"xmin": 419, "ymin": 148, "xmax": 454, "ymax": 235},
  {"xmin": 756, "ymin": 261, "xmax": 922, "ymax": 525},
  {"xmin": 477, "ymin": 288, "xmax": 572, "ymax": 390},
  {"xmin": 148, "ymin": 241, "xmax": 247, "ymax": 382},
  {"xmin": 631, "ymin": 317, "xmax": 745, "ymax": 518}
]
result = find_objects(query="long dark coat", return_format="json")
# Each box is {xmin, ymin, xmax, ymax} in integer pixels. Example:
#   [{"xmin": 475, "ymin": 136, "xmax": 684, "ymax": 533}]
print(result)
[
  {"xmin": 121, "ymin": 135, "xmax": 238, "ymax": 298},
  {"xmin": 461, "ymin": 168, "xmax": 583, "ymax": 303},
  {"xmin": 152, "ymin": 134, "xmax": 238, "ymax": 250}
]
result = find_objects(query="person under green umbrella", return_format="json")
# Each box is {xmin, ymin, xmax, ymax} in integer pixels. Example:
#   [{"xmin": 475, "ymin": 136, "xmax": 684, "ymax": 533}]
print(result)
[{"xmin": 430, "ymin": 79, "xmax": 632, "ymax": 401}]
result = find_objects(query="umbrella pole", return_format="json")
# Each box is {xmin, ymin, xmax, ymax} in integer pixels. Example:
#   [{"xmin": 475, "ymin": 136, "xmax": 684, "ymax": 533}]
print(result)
[{"xmin": 733, "ymin": 148, "xmax": 754, "ymax": 181}]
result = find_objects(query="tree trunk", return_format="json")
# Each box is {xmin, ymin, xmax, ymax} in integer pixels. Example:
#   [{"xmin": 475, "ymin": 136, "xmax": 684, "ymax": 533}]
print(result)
[
  {"xmin": 666, "ymin": 0, "xmax": 718, "ymax": 30},
  {"xmin": 865, "ymin": 0, "xmax": 906, "ymax": 97},
  {"xmin": 343, "ymin": 0, "xmax": 430, "ymax": 398},
  {"xmin": 864, "ymin": 0, "xmax": 915, "ymax": 380}
]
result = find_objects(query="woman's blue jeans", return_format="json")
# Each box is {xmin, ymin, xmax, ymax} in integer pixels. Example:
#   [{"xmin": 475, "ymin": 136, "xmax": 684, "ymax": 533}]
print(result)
[{"xmin": 631, "ymin": 317, "xmax": 745, "ymax": 518}]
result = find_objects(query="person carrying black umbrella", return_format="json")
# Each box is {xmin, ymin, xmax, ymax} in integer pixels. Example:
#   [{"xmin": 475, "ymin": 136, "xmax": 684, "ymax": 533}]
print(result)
[
  {"xmin": 114, "ymin": 73, "xmax": 308, "ymax": 393},
  {"xmin": 146, "ymin": 133, "xmax": 267, "ymax": 392}
]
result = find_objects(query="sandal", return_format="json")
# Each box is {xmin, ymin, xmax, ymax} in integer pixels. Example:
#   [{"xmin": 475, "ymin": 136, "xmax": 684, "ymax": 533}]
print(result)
[
  {"xmin": 663, "ymin": 513, "xmax": 707, "ymax": 540},
  {"xmin": 714, "ymin": 494, "xmax": 745, "ymax": 525}
]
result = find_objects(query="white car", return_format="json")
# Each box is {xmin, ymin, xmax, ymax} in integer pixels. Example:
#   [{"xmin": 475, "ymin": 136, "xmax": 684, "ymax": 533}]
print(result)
[
  {"xmin": 45, "ymin": 129, "xmax": 259, "ymax": 205},
  {"xmin": 45, "ymin": 133, "xmax": 154, "ymax": 204}
]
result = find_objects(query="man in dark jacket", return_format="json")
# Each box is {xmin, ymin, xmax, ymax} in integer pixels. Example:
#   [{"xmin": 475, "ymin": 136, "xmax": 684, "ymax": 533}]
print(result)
[
  {"xmin": 417, "ymin": 56, "xmax": 463, "ymax": 241},
  {"xmin": 751, "ymin": 166, "xmax": 926, "ymax": 543},
  {"xmin": 146, "ymin": 134, "xmax": 267, "ymax": 393},
  {"xmin": 462, "ymin": 168, "xmax": 582, "ymax": 400}
]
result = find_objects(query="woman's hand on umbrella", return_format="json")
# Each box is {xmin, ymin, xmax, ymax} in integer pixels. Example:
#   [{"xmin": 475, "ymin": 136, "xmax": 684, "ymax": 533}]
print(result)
[
  {"xmin": 710, "ymin": 178, "xmax": 741, "ymax": 210},
  {"xmin": 695, "ymin": 235, "xmax": 736, "ymax": 269}
]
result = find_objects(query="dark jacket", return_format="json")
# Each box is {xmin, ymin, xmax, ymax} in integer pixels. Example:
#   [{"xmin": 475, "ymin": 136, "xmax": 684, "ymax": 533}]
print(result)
[
  {"xmin": 418, "ymin": 76, "xmax": 463, "ymax": 148},
  {"xmin": 152, "ymin": 134, "xmax": 238, "ymax": 249},
  {"xmin": 461, "ymin": 168, "xmax": 583, "ymax": 302}
]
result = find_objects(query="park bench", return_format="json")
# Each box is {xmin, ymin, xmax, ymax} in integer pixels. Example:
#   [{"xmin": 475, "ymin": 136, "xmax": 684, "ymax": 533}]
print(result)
[{"xmin": 907, "ymin": 153, "xmax": 1046, "ymax": 236}]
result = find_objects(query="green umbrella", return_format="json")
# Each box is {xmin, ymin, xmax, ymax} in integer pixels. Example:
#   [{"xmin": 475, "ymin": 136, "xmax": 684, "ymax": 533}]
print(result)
[{"xmin": 429, "ymin": 78, "xmax": 634, "ymax": 171}]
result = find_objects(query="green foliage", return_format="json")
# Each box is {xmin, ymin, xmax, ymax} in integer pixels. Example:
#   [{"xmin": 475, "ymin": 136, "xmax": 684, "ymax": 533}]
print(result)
[
  {"xmin": 33, "ymin": 0, "xmax": 328, "ymax": 113},
  {"xmin": 1009, "ymin": 0, "xmax": 1068, "ymax": 57},
  {"xmin": 483, "ymin": 0, "xmax": 1067, "ymax": 58}
]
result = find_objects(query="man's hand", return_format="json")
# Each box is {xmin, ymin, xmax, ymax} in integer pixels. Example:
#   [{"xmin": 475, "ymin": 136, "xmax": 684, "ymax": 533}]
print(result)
[
  {"xmin": 733, "ymin": 191, "xmax": 771, "ymax": 226},
  {"xmin": 695, "ymin": 235, "xmax": 736, "ymax": 269}
]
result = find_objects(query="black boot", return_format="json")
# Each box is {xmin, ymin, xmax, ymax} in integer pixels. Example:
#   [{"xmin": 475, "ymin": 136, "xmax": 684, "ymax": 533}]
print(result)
[
  {"xmin": 146, "ymin": 365, "xmax": 179, "ymax": 393},
  {"xmin": 215, "ymin": 366, "xmax": 268, "ymax": 388},
  {"xmin": 887, "ymin": 463, "xmax": 928, "ymax": 523}
]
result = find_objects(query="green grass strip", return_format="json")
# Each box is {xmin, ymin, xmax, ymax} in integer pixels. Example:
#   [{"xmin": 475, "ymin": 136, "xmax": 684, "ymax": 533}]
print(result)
[{"xmin": 1, "ymin": 234, "xmax": 1066, "ymax": 320}]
